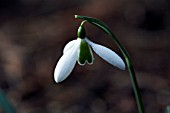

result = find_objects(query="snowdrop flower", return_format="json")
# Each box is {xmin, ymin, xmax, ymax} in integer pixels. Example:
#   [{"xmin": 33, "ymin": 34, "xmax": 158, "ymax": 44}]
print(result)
[{"xmin": 54, "ymin": 26, "xmax": 125, "ymax": 83}]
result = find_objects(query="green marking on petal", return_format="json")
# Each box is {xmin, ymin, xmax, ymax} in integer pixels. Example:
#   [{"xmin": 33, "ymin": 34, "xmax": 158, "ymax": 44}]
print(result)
[{"xmin": 78, "ymin": 39, "xmax": 94, "ymax": 65}]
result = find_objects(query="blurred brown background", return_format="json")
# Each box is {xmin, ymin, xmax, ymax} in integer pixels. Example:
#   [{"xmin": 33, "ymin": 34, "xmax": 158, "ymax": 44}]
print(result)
[{"xmin": 0, "ymin": 0, "xmax": 170, "ymax": 113}]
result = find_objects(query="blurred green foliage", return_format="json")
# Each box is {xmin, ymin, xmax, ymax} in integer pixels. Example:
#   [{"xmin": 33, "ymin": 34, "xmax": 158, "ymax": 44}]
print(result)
[{"xmin": 0, "ymin": 89, "xmax": 16, "ymax": 113}]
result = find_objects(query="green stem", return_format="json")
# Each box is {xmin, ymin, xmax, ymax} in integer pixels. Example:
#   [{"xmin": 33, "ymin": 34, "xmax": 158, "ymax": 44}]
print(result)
[
  {"xmin": 80, "ymin": 20, "xmax": 88, "ymax": 26},
  {"xmin": 110, "ymin": 32, "xmax": 145, "ymax": 113},
  {"xmin": 75, "ymin": 15, "xmax": 145, "ymax": 113}
]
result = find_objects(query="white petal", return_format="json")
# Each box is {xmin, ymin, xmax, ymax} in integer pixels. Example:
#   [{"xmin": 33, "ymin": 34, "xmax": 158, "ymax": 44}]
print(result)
[
  {"xmin": 85, "ymin": 38, "xmax": 125, "ymax": 70},
  {"xmin": 63, "ymin": 39, "xmax": 77, "ymax": 54},
  {"xmin": 54, "ymin": 39, "xmax": 81, "ymax": 83}
]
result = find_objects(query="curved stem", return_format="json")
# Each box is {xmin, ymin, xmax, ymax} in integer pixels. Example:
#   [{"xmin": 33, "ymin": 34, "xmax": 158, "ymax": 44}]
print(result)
[
  {"xmin": 80, "ymin": 20, "xmax": 88, "ymax": 26},
  {"xmin": 75, "ymin": 15, "xmax": 145, "ymax": 113}
]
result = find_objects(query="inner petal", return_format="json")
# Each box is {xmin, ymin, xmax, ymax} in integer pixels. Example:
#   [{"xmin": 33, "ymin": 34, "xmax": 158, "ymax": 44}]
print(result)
[{"xmin": 78, "ymin": 39, "xmax": 94, "ymax": 65}]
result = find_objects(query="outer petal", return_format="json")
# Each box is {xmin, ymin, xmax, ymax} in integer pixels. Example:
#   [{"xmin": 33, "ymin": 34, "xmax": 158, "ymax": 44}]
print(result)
[
  {"xmin": 63, "ymin": 39, "xmax": 77, "ymax": 54},
  {"xmin": 85, "ymin": 38, "xmax": 125, "ymax": 70},
  {"xmin": 54, "ymin": 39, "xmax": 80, "ymax": 83}
]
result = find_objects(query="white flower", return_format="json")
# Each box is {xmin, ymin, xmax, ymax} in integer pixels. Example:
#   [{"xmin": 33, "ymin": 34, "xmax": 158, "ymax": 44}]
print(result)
[{"xmin": 54, "ymin": 38, "xmax": 125, "ymax": 83}]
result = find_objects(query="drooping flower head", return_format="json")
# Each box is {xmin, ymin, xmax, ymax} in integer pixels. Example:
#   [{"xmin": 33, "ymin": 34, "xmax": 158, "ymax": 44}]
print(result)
[{"xmin": 54, "ymin": 25, "xmax": 125, "ymax": 83}]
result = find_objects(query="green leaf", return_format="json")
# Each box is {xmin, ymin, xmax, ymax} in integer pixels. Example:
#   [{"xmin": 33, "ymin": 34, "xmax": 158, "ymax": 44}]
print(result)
[
  {"xmin": 0, "ymin": 89, "xmax": 16, "ymax": 113},
  {"xmin": 166, "ymin": 106, "xmax": 170, "ymax": 113}
]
